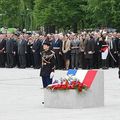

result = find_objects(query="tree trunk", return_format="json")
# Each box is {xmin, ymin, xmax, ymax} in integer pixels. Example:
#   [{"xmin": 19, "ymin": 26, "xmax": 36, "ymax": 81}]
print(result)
[
  {"xmin": 49, "ymin": 25, "xmax": 55, "ymax": 33},
  {"xmin": 44, "ymin": 25, "xmax": 55, "ymax": 34},
  {"xmin": 72, "ymin": 22, "xmax": 77, "ymax": 33}
]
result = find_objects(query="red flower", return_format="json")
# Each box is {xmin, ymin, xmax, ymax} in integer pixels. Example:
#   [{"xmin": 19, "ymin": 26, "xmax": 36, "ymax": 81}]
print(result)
[{"xmin": 47, "ymin": 79, "xmax": 88, "ymax": 93}]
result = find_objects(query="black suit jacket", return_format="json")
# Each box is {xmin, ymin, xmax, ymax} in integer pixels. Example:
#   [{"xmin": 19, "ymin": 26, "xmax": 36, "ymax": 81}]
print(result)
[
  {"xmin": 18, "ymin": 39, "xmax": 27, "ymax": 55},
  {"xmin": 6, "ymin": 39, "xmax": 15, "ymax": 54},
  {"xmin": 84, "ymin": 38, "xmax": 95, "ymax": 59},
  {"xmin": 0, "ymin": 39, "xmax": 6, "ymax": 51},
  {"xmin": 32, "ymin": 39, "xmax": 41, "ymax": 54}
]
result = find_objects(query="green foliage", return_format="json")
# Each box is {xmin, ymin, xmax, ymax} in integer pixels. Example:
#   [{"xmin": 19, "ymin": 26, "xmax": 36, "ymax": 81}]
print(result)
[
  {"xmin": 0, "ymin": 0, "xmax": 34, "ymax": 30},
  {"xmin": 87, "ymin": 0, "xmax": 120, "ymax": 29},
  {"xmin": 33, "ymin": 0, "xmax": 88, "ymax": 31},
  {"xmin": 0, "ymin": 0, "xmax": 120, "ymax": 31},
  {"xmin": 0, "ymin": 0, "xmax": 20, "ymax": 27}
]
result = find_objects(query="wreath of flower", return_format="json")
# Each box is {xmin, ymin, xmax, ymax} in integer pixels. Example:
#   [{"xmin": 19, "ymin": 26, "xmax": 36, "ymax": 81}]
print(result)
[{"xmin": 47, "ymin": 75, "xmax": 88, "ymax": 93}]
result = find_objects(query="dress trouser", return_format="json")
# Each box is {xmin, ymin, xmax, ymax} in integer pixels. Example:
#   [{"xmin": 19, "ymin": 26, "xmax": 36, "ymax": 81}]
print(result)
[
  {"xmin": 71, "ymin": 53, "xmax": 79, "ymax": 69},
  {"xmin": 42, "ymin": 76, "xmax": 52, "ymax": 88},
  {"xmin": 33, "ymin": 53, "xmax": 40, "ymax": 68},
  {"xmin": 85, "ymin": 58, "xmax": 93, "ymax": 69},
  {"xmin": 118, "ymin": 56, "xmax": 120, "ymax": 78},
  {"xmin": 53, "ymin": 49, "xmax": 62, "ymax": 69},
  {"xmin": 0, "ymin": 53, "xmax": 5, "ymax": 67},
  {"xmin": 7, "ymin": 53, "xmax": 14, "ymax": 67},
  {"xmin": 80, "ymin": 52, "xmax": 85, "ymax": 69},
  {"xmin": 19, "ymin": 54, "xmax": 26, "ymax": 68}
]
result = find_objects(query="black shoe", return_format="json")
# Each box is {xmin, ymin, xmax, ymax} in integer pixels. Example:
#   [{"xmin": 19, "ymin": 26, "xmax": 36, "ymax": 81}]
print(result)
[
  {"xmin": 0, "ymin": 66, "xmax": 5, "ymax": 68},
  {"xmin": 20, "ymin": 66, "xmax": 26, "ymax": 69},
  {"xmin": 34, "ymin": 67, "xmax": 40, "ymax": 69}
]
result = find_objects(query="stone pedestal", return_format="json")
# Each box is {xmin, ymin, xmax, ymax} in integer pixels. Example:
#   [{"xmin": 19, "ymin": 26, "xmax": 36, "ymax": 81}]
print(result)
[{"xmin": 44, "ymin": 70, "xmax": 104, "ymax": 109}]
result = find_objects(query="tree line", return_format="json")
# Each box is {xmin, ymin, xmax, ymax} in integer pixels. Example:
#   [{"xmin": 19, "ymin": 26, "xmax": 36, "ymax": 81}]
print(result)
[{"xmin": 0, "ymin": 0, "xmax": 120, "ymax": 33}]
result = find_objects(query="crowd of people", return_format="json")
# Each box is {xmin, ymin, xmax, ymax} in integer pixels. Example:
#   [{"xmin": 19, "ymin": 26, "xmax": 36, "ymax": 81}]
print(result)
[{"xmin": 0, "ymin": 29, "xmax": 120, "ymax": 70}]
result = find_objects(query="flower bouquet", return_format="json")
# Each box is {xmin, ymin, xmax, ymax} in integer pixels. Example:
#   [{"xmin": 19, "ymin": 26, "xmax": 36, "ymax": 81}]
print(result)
[{"xmin": 47, "ymin": 75, "xmax": 88, "ymax": 93}]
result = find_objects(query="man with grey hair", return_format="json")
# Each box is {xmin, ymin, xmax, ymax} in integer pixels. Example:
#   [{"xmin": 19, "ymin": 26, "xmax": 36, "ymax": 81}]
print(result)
[{"xmin": 18, "ymin": 34, "xmax": 27, "ymax": 68}]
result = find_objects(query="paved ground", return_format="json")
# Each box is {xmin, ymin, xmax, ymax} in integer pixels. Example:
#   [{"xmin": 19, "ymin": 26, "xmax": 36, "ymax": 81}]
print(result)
[{"xmin": 0, "ymin": 68, "xmax": 120, "ymax": 120}]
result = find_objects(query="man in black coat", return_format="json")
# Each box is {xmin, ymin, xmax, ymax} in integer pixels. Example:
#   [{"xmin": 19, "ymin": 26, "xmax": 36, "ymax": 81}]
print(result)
[
  {"xmin": 100, "ymin": 36, "xmax": 109, "ymax": 69},
  {"xmin": 18, "ymin": 35, "xmax": 27, "ymax": 68},
  {"xmin": 6, "ymin": 34, "xmax": 16, "ymax": 68},
  {"xmin": 70, "ymin": 35, "xmax": 80, "ymax": 69},
  {"xmin": 32, "ymin": 34, "xmax": 41, "ymax": 69},
  {"xmin": 93, "ymin": 36, "xmax": 102, "ymax": 69},
  {"xmin": 84, "ymin": 35, "xmax": 95, "ymax": 69},
  {"xmin": 26, "ymin": 37, "xmax": 34, "ymax": 67},
  {"xmin": 12, "ymin": 35, "xmax": 18, "ymax": 67},
  {"xmin": 51, "ymin": 34, "xmax": 62, "ymax": 69},
  {"xmin": 0, "ymin": 34, "xmax": 6, "ymax": 67}
]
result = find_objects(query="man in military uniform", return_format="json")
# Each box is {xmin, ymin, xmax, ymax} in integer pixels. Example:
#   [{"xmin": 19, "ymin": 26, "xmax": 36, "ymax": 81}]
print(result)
[{"xmin": 40, "ymin": 41, "xmax": 55, "ymax": 88}]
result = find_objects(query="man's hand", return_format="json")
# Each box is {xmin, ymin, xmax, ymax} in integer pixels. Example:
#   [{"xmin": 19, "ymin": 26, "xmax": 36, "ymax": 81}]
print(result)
[
  {"xmin": 32, "ymin": 50, "xmax": 35, "ymax": 53},
  {"xmin": 50, "ymin": 72, "xmax": 54, "ymax": 79}
]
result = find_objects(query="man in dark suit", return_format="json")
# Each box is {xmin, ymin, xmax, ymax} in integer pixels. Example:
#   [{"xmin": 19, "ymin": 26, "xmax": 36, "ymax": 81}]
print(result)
[
  {"xmin": 0, "ymin": 34, "xmax": 6, "ymax": 67},
  {"xmin": 18, "ymin": 34, "xmax": 27, "ymax": 68},
  {"xmin": 26, "ymin": 37, "xmax": 34, "ymax": 67},
  {"xmin": 51, "ymin": 34, "xmax": 62, "ymax": 69},
  {"xmin": 32, "ymin": 34, "xmax": 41, "ymax": 69},
  {"xmin": 93, "ymin": 35, "xmax": 102, "ymax": 69},
  {"xmin": 70, "ymin": 34, "xmax": 80, "ymax": 69},
  {"xmin": 84, "ymin": 35, "xmax": 95, "ymax": 69},
  {"xmin": 12, "ymin": 34, "xmax": 18, "ymax": 67},
  {"xmin": 6, "ymin": 34, "xmax": 16, "ymax": 68},
  {"xmin": 108, "ymin": 35, "xmax": 117, "ymax": 68}
]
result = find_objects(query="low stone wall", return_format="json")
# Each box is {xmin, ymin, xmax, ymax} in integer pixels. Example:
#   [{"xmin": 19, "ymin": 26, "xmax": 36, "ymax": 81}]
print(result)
[{"xmin": 44, "ymin": 70, "xmax": 104, "ymax": 109}]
